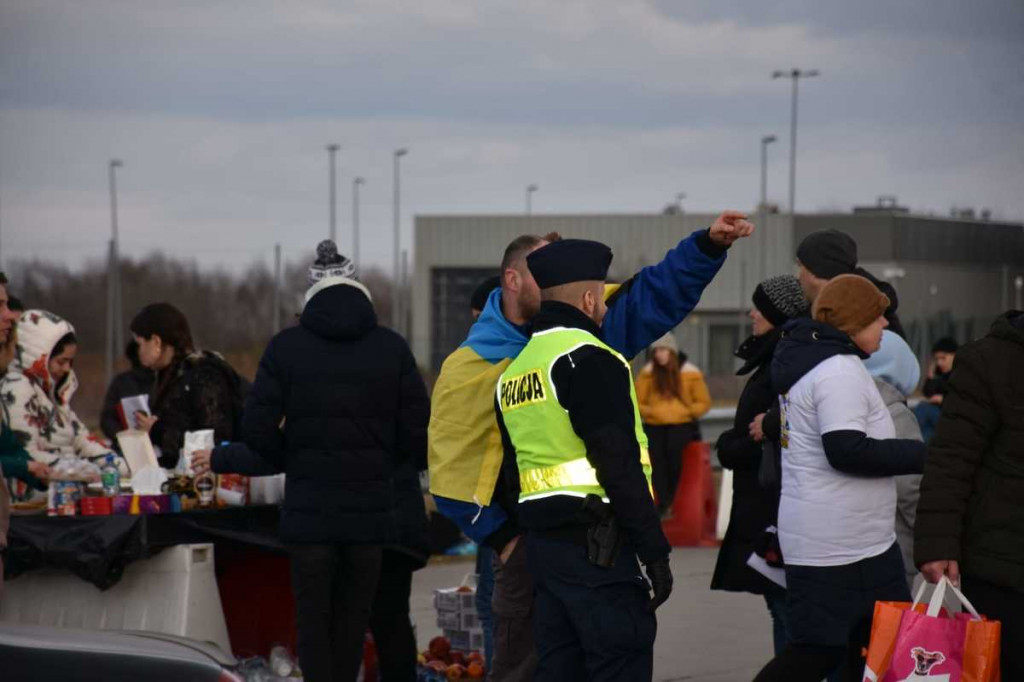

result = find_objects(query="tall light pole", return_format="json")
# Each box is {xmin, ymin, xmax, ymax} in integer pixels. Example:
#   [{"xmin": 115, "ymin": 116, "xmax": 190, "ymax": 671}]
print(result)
[
  {"xmin": 759, "ymin": 135, "xmax": 777, "ymax": 282},
  {"xmin": 326, "ymin": 144, "xmax": 340, "ymax": 243},
  {"xmin": 526, "ymin": 184, "xmax": 538, "ymax": 215},
  {"xmin": 352, "ymin": 177, "xmax": 365, "ymax": 270},
  {"xmin": 392, "ymin": 148, "xmax": 408, "ymax": 331},
  {"xmin": 772, "ymin": 68, "xmax": 819, "ymax": 214},
  {"xmin": 675, "ymin": 192, "xmax": 686, "ymax": 213},
  {"xmin": 106, "ymin": 159, "xmax": 124, "ymax": 385}
]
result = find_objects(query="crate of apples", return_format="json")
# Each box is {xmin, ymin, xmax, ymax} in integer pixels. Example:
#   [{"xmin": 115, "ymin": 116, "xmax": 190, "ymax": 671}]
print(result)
[{"xmin": 418, "ymin": 637, "xmax": 486, "ymax": 679}]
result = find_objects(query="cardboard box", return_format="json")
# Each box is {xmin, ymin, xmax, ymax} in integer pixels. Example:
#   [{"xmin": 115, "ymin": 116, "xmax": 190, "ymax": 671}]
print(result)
[{"xmin": 433, "ymin": 586, "xmax": 476, "ymax": 612}]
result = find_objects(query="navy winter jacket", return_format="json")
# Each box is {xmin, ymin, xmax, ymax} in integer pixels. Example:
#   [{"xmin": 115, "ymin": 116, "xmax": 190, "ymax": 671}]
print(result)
[{"xmin": 242, "ymin": 279, "xmax": 430, "ymax": 545}]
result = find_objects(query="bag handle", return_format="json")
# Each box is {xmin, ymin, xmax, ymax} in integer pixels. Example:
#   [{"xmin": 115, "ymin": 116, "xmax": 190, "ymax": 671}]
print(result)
[{"xmin": 912, "ymin": 576, "xmax": 982, "ymax": 619}]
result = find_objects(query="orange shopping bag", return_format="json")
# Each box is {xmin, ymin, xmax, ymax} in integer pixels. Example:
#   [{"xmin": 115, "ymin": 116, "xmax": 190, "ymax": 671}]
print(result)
[{"xmin": 862, "ymin": 577, "xmax": 1001, "ymax": 681}]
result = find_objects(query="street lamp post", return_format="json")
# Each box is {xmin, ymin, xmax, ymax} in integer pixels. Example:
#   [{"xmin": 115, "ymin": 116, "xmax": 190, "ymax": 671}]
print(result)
[
  {"xmin": 759, "ymin": 135, "xmax": 777, "ymax": 281},
  {"xmin": 352, "ymin": 177, "xmax": 365, "ymax": 270},
  {"xmin": 772, "ymin": 68, "xmax": 819, "ymax": 214},
  {"xmin": 393, "ymin": 148, "xmax": 408, "ymax": 331},
  {"xmin": 526, "ymin": 184, "xmax": 538, "ymax": 215},
  {"xmin": 106, "ymin": 159, "xmax": 124, "ymax": 385},
  {"xmin": 326, "ymin": 144, "xmax": 340, "ymax": 243}
]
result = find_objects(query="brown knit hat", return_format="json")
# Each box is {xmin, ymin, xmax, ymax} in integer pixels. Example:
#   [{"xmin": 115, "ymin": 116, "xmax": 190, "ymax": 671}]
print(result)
[{"xmin": 812, "ymin": 274, "xmax": 890, "ymax": 335}]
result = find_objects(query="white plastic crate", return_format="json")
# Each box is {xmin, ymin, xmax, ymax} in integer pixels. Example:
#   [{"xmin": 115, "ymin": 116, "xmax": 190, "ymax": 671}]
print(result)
[{"xmin": 0, "ymin": 543, "xmax": 232, "ymax": 656}]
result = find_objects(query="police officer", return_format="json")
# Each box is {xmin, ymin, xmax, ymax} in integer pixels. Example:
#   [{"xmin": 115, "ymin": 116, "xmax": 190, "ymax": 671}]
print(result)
[{"xmin": 495, "ymin": 239, "xmax": 673, "ymax": 681}]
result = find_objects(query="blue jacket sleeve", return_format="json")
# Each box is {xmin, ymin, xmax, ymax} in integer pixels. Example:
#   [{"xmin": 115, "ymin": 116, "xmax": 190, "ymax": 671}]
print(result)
[
  {"xmin": 433, "ymin": 495, "xmax": 510, "ymax": 546},
  {"xmin": 602, "ymin": 228, "xmax": 727, "ymax": 360}
]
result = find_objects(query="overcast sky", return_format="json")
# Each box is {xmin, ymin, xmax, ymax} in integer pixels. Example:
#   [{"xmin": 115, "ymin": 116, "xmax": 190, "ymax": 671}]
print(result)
[{"xmin": 2, "ymin": 0, "xmax": 1022, "ymax": 273}]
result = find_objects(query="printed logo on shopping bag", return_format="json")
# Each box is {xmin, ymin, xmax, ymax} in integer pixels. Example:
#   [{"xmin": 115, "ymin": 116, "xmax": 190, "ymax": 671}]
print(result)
[{"xmin": 897, "ymin": 647, "xmax": 950, "ymax": 682}]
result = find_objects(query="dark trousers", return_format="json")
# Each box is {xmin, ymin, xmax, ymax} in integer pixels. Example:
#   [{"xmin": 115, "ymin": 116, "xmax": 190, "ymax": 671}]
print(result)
[
  {"xmin": 490, "ymin": 537, "xmax": 538, "ymax": 682},
  {"xmin": 754, "ymin": 543, "xmax": 909, "ymax": 682},
  {"xmin": 369, "ymin": 549, "xmax": 418, "ymax": 682},
  {"xmin": 763, "ymin": 590, "xmax": 790, "ymax": 657},
  {"xmin": 289, "ymin": 544, "xmax": 383, "ymax": 682},
  {"xmin": 475, "ymin": 544, "xmax": 495, "ymax": 669},
  {"xmin": 961, "ymin": 574, "xmax": 1024, "ymax": 680},
  {"xmin": 526, "ymin": 533, "xmax": 656, "ymax": 682},
  {"xmin": 644, "ymin": 423, "xmax": 698, "ymax": 512}
]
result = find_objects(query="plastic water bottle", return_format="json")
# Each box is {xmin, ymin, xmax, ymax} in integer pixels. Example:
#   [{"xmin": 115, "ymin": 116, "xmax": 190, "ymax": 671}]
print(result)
[{"xmin": 101, "ymin": 454, "xmax": 121, "ymax": 497}]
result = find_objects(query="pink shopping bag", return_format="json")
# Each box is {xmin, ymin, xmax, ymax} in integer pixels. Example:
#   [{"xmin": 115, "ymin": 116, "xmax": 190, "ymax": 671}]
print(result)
[{"xmin": 862, "ymin": 577, "xmax": 1000, "ymax": 682}]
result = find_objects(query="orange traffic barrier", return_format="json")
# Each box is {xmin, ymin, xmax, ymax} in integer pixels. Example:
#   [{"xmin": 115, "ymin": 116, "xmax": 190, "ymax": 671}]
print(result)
[{"xmin": 661, "ymin": 441, "xmax": 719, "ymax": 547}]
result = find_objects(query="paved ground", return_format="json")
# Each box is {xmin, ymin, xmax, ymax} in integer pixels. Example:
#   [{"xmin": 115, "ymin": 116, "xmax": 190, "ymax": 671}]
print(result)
[{"xmin": 411, "ymin": 547, "xmax": 773, "ymax": 682}]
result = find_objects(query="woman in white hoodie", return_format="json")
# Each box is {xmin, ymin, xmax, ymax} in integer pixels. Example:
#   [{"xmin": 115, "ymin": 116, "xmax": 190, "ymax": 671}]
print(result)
[{"xmin": 0, "ymin": 310, "xmax": 114, "ymax": 473}]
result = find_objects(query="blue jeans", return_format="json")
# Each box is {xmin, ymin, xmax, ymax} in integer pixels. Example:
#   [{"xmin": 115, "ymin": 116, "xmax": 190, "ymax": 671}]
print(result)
[
  {"xmin": 475, "ymin": 544, "xmax": 495, "ymax": 668},
  {"xmin": 763, "ymin": 591, "xmax": 789, "ymax": 657},
  {"xmin": 913, "ymin": 402, "xmax": 942, "ymax": 443}
]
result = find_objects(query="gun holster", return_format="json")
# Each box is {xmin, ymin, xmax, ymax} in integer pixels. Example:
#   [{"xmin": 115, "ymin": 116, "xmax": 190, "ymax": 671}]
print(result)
[{"xmin": 583, "ymin": 494, "xmax": 622, "ymax": 568}]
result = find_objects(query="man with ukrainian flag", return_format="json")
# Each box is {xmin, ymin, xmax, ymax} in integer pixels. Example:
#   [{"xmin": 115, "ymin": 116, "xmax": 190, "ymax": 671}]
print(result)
[
  {"xmin": 496, "ymin": 237, "xmax": 672, "ymax": 680},
  {"xmin": 428, "ymin": 212, "xmax": 754, "ymax": 681}
]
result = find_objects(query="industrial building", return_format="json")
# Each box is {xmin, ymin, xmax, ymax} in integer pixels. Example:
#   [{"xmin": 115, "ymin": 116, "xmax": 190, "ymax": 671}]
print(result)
[{"xmin": 412, "ymin": 208, "xmax": 1024, "ymax": 399}]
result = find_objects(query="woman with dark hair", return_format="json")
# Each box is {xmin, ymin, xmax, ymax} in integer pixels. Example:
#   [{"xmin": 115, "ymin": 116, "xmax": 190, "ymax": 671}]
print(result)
[
  {"xmin": 99, "ymin": 340, "xmax": 155, "ymax": 443},
  {"xmin": 0, "ymin": 310, "xmax": 116, "ymax": 480},
  {"xmin": 711, "ymin": 275, "xmax": 809, "ymax": 656},
  {"xmin": 130, "ymin": 302, "xmax": 241, "ymax": 468},
  {"xmin": 634, "ymin": 332, "xmax": 711, "ymax": 515}
]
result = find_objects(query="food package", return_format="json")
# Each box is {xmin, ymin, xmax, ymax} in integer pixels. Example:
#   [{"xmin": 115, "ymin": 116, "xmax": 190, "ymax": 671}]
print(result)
[
  {"xmin": 216, "ymin": 473, "xmax": 249, "ymax": 507},
  {"xmin": 180, "ymin": 429, "xmax": 216, "ymax": 475},
  {"xmin": 112, "ymin": 493, "xmax": 173, "ymax": 515},
  {"xmin": 47, "ymin": 481, "xmax": 82, "ymax": 516}
]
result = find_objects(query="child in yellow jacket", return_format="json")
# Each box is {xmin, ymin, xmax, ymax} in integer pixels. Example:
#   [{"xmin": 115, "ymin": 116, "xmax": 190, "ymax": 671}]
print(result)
[{"xmin": 635, "ymin": 332, "xmax": 711, "ymax": 515}]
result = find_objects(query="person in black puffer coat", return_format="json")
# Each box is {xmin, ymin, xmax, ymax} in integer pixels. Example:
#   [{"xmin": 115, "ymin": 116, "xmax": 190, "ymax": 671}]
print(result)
[
  {"xmin": 242, "ymin": 240, "xmax": 429, "ymax": 682},
  {"xmin": 711, "ymin": 275, "xmax": 808, "ymax": 657},
  {"xmin": 915, "ymin": 311, "xmax": 1024, "ymax": 680}
]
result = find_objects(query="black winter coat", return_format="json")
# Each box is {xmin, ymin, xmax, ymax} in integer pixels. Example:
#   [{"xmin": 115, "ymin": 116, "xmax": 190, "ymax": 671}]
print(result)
[
  {"xmin": 915, "ymin": 311, "xmax": 1024, "ymax": 590},
  {"xmin": 150, "ymin": 351, "xmax": 239, "ymax": 468},
  {"xmin": 242, "ymin": 280, "xmax": 430, "ymax": 546},
  {"xmin": 711, "ymin": 330, "xmax": 784, "ymax": 596}
]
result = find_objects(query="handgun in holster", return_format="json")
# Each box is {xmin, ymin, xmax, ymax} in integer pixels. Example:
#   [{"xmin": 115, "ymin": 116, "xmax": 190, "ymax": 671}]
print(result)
[{"xmin": 583, "ymin": 494, "xmax": 622, "ymax": 568}]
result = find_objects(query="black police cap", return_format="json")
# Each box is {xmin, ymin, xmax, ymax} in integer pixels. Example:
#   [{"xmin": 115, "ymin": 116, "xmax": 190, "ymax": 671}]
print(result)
[{"xmin": 526, "ymin": 239, "xmax": 613, "ymax": 289}]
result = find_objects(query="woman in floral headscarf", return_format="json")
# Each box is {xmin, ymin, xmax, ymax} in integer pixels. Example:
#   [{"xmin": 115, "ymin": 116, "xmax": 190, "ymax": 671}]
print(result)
[{"xmin": 0, "ymin": 310, "xmax": 115, "ymax": 489}]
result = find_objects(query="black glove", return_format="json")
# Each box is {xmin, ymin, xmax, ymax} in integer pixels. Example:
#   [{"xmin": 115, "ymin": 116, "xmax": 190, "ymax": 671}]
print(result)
[{"xmin": 644, "ymin": 556, "xmax": 673, "ymax": 612}]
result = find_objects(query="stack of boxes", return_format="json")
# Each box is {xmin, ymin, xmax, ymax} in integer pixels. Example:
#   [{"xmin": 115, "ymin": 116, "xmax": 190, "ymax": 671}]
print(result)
[{"xmin": 433, "ymin": 584, "xmax": 484, "ymax": 653}]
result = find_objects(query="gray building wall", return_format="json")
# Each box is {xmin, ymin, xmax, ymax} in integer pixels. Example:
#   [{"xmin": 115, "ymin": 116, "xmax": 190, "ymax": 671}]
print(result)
[{"xmin": 413, "ymin": 212, "xmax": 1024, "ymax": 399}]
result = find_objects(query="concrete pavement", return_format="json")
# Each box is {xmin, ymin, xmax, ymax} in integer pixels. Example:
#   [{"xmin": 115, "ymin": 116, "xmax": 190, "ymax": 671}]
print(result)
[{"xmin": 411, "ymin": 547, "xmax": 773, "ymax": 681}]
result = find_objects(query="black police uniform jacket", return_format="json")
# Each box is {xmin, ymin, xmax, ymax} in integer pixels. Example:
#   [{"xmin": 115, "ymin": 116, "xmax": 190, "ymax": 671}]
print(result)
[{"xmin": 494, "ymin": 301, "xmax": 671, "ymax": 565}]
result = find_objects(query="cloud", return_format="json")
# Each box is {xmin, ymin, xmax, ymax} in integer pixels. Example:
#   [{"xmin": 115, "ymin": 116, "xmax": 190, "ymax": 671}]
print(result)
[{"xmin": 1, "ymin": 0, "xmax": 1022, "ymax": 272}]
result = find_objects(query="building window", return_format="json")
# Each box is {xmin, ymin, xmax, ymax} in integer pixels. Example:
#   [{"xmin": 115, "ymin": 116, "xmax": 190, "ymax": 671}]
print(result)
[
  {"xmin": 431, "ymin": 267, "xmax": 501, "ymax": 371},
  {"xmin": 707, "ymin": 323, "xmax": 741, "ymax": 377}
]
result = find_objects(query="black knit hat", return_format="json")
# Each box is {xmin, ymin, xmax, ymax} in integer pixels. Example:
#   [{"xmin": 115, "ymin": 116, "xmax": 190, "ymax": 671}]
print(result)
[
  {"xmin": 526, "ymin": 239, "xmax": 612, "ymax": 289},
  {"xmin": 796, "ymin": 229, "xmax": 858, "ymax": 280},
  {"xmin": 752, "ymin": 275, "xmax": 809, "ymax": 327},
  {"xmin": 931, "ymin": 337, "xmax": 959, "ymax": 354},
  {"xmin": 470, "ymin": 275, "xmax": 501, "ymax": 313},
  {"xmin": 308, "ymin": 240, "xmax": 357, "ymax": 285}
]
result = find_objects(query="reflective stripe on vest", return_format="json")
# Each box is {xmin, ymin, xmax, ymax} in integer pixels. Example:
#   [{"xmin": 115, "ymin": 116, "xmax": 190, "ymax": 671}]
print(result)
[{"xmin": 498, "ymin": 326, "xmax": 653, "ymax": 504}]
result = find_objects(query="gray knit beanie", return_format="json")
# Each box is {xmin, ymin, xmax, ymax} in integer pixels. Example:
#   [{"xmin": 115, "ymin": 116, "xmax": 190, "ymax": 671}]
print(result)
[
  {"xmin": 308, "ymin": 240, "xmax": 357, "ymax": 285},
  {"xmin": 753, "ymin": 275, "xmax": 809, "ymax": 327}
]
